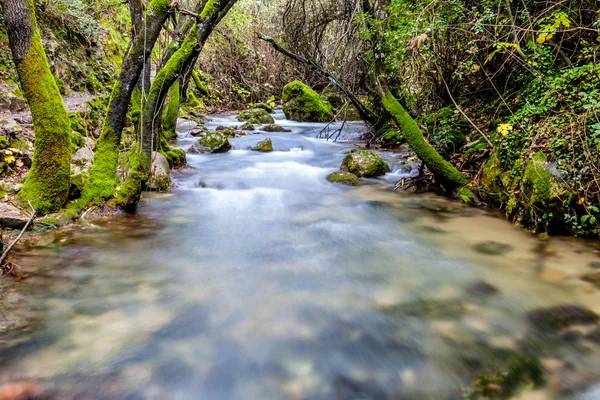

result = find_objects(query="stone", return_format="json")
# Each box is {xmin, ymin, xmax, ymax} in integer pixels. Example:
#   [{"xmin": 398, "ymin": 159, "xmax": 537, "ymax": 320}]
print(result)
[
  {"xmin": 282, "ymin": 80, "xmax": 334, "ymax": 122},
  {"xmin": 72, "ymin": 146, "xmax": 94, "ymax": 167},
  {"xmin": 261, "ymin": 124, "xmax": 291, "ymax": 132},
  {"xmin": 0, "ymin": 203, "xmax": 31, "ymax": 229},
  {"xmin": 0, "ymin": 83, "xmax": 26, "ymax": 112},
  {"xmin": 147, "ymin": 152, "xmax": 171, "ymax": 192},
  {"xmin": 249, "ymin": 102, "xmax": 273, "ymax": 113},
  {"xmin": 527, "ymin": 304, "xmax": 598, "ymax": 331},
  {"xmin": 188, "ymin": 133, "xmax": 232, "ymax": 154},
  {"xmin": 237, "ymin": 108, "xmax": 275, "ymax": 125},
  {"xmin": 240, "ymin": 122, "xmax": 255, "ymax": 131},
  {"xmin": 466, "ymin": 280, "xmax": 499, "ymax": 296},
  {"xmin": 340, "ymin": 150, "xmax": 390, "ymax": 177},
  {"xmin": 590, "ymin": 261, "xmax": 600, "ymax": 269},
  {"xmin": 473, "ymin": 241, "xmax": 513, "ymax": 256},
  {"xmin": 190, "ymin": 125, "xmax": 210, "ymax": 137},
  {"xmin": 580, "ymin": 271, "xmax": 600, "ymax": 287},
  {"xmin": 0, "ymin": 118, "xmax": 23, "ymax": 138},
  {"xmin": 326, "ymin": 171, "xmax": 360, "ymax": 185},
  {"xmin": 252, "ymin": 138, "xmax": 273, "ymax": 152}
]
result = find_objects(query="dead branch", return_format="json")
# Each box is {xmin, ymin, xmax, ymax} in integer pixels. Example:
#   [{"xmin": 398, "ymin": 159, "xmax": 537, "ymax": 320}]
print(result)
[{"xmin": 258, "ymin": 33, "xmax": 377, "ymax": 125}]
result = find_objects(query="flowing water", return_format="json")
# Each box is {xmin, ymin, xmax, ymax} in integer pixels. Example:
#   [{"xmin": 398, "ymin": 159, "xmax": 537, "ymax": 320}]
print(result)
[{"xmin": 1, "ymin": 110, "xmax": 600, "ymax": 399}]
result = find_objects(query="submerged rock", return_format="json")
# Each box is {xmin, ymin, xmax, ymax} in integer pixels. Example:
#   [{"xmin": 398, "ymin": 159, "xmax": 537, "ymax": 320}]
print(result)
[
  {"xmin": 261, "ymin": 124, "xmax": 291, "ymax": 132},
  {"xmin": 188, "ymin": 133, "xmax": 232, "ymax": 154},
  {"xmin": 282, "ymin": 80, "xmax": 334, "ymax": 122},
  {"xmin": 473, "ymin": 241, "xmax": 513, "ymax": 256},
  {"xmin": 466, "ymin": 280, "xmax": 499, "ymax": 296},
  {"xmin": 237, "ymin": 108, "xmax": 274, "ymax": 125},
  {"xmin": 326, "ymin": 171, "xmax": 359, "ymax": 185},
  {"xmin": 580, "ymin": 271, "xmax": 600, "ymax": 287},
  {"xmin": 527, "ymin": 304, "xmax": 598, "ymax": 331},
  {"xmin": 340, "ymin": 150, "xmax": 390, "ymax": 177},
  {"xmin": 252, "ymin": 138, "xmax": 273, "ymax": 152},
  {"xmin": 381, "ymin": 298, "xmax": 465, "ymax": 319}
]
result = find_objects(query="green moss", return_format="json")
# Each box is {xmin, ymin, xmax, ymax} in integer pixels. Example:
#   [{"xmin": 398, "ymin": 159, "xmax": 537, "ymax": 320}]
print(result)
[
  {"xmin": 249, "ymin": 103, "xmax": 273, "ymax": 113},
  {"xmin": 382, "ymin": 92, "xmax": 469, "ymax": 190},
  {"xmin": 326, "ymin": 171, "xmax": 360, "ymax": 185},
  {"xmin": 252, "ymin": 137, "xmax": 273, "ymax": 152},
  {"xmin": 340, "ymin": 150, "xmax": 390, "ymax": 177},
  {"xmin": 237, "ymin": 108, "xmax": 275, "ymax": 124},
  {"xmin": 162, "ymin": 80, "xmax": 180, "ymax": 140},
  {"xmin": 200, "ymin": 0, "xmax": 219, "ymax": 19},
  {"xmin": 148, "ymin": 0, "xmax": 172, "ymax": 14},
  {"xmin": 115, "ymin": 177, "xmax": 141, "ymax": 211},
  {"xmin": 0, "ymin": 136, "xmax": 8, "ymax": 150},
  {"xmin": 281, "ymin": 80, "xmax": 333, "ymax": 122},
  {"xmin": 16, "ymin": 9, "xmax": 71, "ymax": 214},
  {"xmin": 82, "ymin": 125, "xmax": 120, "ymax": 205},
  {"xmin": 159, "ymin": 136, "xmax": 186, "ymax": 167},
  {"xmin": 191, "ymin": 71, "xmax": 208, "ymax": 96},
  {"xmin": 522, "ymin": 152, "xmax": 558, "ymax": 206}
]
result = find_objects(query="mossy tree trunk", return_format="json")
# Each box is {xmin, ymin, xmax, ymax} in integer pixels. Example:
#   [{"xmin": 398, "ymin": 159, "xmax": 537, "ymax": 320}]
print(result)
[
  {"xmin": 162, "ymin": 79, "xmax": 180, "ymax": 139},
  {"xmin": 82, "ymin": 0, "xmax": 175, "ymax": 205},
  {"xmin": 4, "ymin": 0, "xmax": 71, "ymax": 214},
  {"xmin": 381, "ymin": 90, "xmax": 469, "ymax": 190},
  {"xmin": 140, "ymin": 0, "xmax": 239, "ymax": 172}
]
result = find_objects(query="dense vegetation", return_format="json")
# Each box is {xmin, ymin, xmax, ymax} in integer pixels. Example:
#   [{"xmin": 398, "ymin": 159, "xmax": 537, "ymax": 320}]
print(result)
[{"xmin": 0, "ymin": 0, "xmax": 598, "ymax": 236}]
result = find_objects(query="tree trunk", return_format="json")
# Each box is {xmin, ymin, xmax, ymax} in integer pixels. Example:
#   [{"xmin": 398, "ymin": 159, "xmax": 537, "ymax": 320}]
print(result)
[
  {"xmin": 381, "ymin": 91, "xmax": 469, "ymax": 190},
  {"xmin": 82, "ymin": 0, "xmax": 175, "ymax": 205},
  {"xmin": 140, "ymin": 0, "xmax": 239, "ymax": 172},
  {"xmin": 4, "ymin": 0, "xmax": 71, "ymax": 214},
  {"xmin": 162, "ymin": 79, "xmax": 181, "ymax": 139}
]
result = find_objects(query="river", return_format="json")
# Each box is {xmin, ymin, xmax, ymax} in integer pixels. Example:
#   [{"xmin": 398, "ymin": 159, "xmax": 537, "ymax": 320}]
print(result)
[{"xmin": 1, "ymin": 110, "xmax": 599, "ymax": 399}]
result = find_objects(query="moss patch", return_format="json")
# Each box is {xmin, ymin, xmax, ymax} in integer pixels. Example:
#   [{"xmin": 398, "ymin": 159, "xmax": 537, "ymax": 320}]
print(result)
[
  {"xmin": 340, "ymin": 150, "xmax": 390, "ymax": 177},
  {"xmin": 237, "ymin": 108, "xmax": 275, "ymax": 125},
  {"xmin": 282, "ymin": 80, "xmax": 333, "ymax": 122},
  {"xmin": 326, "ymin": 171, "xmax": 360, "ymax": 185}
]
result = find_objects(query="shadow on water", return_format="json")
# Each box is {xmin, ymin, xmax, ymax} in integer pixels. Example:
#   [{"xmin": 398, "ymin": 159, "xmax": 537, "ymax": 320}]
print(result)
[{"xmin": 0, "ymin": 110, "xmax": 599, "ymax": 399}]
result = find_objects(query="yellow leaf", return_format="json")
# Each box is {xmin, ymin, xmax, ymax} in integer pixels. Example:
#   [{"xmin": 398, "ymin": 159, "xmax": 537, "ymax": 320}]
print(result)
[
  {"xmin": 4, "ymin": 156, "xmax": 15, "ymax": 164},
  {"xmin": 578, "ymin": 197, "xmax": 585, "ymax": 204}
]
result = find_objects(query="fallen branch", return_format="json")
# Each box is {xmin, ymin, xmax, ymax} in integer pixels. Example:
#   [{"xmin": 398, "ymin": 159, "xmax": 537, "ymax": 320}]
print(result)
[
  {"xmin": 0, "ymin": 202, "xmax": 36, "ymax": 268},
  {"xmin": 257, "ymin": 34, "xmax": 377, "ymax": 125}
]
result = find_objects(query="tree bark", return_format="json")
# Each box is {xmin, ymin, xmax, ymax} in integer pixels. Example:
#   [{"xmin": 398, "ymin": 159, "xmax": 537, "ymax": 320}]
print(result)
[
  {"xmin": 140, "ymin": 0, "xmax": 239, "ymax": 172},
  {"xmin": 5, "ymin": 0, "xmax": 71, "ymax": 214},
  {"xmin": 258, "ymin": 34, "xmax": 378, "ymax": 125},
  {"xmin": 83, "ymin": 0, "xmax": 175, "ymax": 205}
]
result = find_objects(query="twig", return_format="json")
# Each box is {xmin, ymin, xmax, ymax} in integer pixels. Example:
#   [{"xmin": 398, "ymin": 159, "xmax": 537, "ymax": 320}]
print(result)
[{"xmin": 0, "ymin": 202, "xmax": 36, "ymax": 267}]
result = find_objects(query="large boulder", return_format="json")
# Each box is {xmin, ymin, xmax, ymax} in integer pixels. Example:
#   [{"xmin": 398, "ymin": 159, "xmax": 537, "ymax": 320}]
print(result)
[
  {"xmin": 147, "ymin": 152, "xmax": 171, "ymax": 192},
  {"xmin": 188, "ymin": 132, "xmax": 232, "ymax": 154},
  {"xmin": 282, "ymin": 80, "xmax": 334, "ymax": 122},
  {"xmin": 237, "ymin": 108, "xmax": 275, "ymax": 125},
  {"xmin": 252, "ymin": 138, "xmax": 273, "ymax": 152},
  {"xmin": 340, "ymin": 150, "xmax": 390, "ymax": 177}
]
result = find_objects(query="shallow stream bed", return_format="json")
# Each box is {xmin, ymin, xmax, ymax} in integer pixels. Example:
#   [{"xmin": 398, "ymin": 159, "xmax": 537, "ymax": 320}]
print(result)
[{"xmin": 1, "ymin": 110, "xmax": 600, "ymax": 399}]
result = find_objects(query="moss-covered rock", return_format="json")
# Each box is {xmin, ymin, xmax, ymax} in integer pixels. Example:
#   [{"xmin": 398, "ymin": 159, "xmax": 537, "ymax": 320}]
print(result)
[
  {"xmin": 326, "ymin": 171, "xmax": 360, "ymax": 185},
  {"xmin": 237, "ymin": 108, "xmax": 275, "ymax": 125},
  {"xmin": 261, "ymin": 124, "xmax": 291, "ymax": 132},
  {"xmin": 522, "ymin": 152, "xmax": 562, "ymax": 207},
  {"xmin": 282, "ymin": 80, "xmax": 334, "ymax": 122},
  {"xmin": 252, "ymin": 137, "xmax": 273, "ymax": 152},
  {"xmin": 147, "ymin": 152, "xmax": 171, "ymax": 192},
  {"xmin": 240, "ymin": 122, "xmax": 255, "ymax": 131},
  {"xmin": 188, "ymin": 132, "xmax": 232, "ymax": 154},
  {"xmin": 340, "ymin": 150, "xmax": 390, "ymax": 177},
  {"xmin": 249, "ymin": 102, "xmax": 273, "ymax": 113}
]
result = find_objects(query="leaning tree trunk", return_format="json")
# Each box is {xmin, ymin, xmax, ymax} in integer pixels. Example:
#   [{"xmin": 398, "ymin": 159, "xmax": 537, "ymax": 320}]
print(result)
[
  {"xmin": 140, "ymin": 0, "xmax": 239, "ymax": 173},
  {"xmin": 381, "ymin": 90, "xmax": 469, "ymax": 190},
  {"xmin": 4, "ymin": 0, "xmax": 71, "ymax": 214},
  {"xmin": 162, "ymin": 79, "xmax": 180, "ymax": 139},
  {"xmin": 82, "ymin": 0, "xmax": 175, "ymax": 205}
]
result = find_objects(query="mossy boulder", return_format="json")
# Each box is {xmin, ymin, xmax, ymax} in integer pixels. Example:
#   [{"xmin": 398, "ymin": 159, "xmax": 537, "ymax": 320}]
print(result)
[
  {"xmin": 282, "ymin": 80, "xmax": 334, "ymax": 122},
  {"xmin": 249, "ymin": 103, "xmax": 273, "ymax": 113},
  {"xmin": 326, "ymin": 171, "xmax": 360, "ymax": 185},
  {"xmin": 340, "ymin": 150, "xmax": 390, "ymax": 177},
  {"xmin": 188, "ymin": 133, "xmax": 232, "ymax": 154},
  {"xmin": 261, "ymin": 124, "xmax": 291, "ymax": 132},
  {"xmin": 522, "ymin": 152, "xmax": 562, "ymax": 207},
  {"xmin": 252, "ymin": 138, "xmax": 273, "ymax": 152},
  {"xmin": 237, "ymin": 108, "xmax": 275, "ymax": 125}
]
